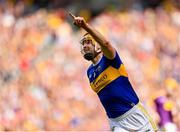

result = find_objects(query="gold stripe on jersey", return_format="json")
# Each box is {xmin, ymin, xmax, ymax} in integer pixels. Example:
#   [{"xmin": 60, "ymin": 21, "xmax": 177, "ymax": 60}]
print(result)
[{"xmin": 90, "ymin": 64, "xmax": 128, "ymax": 93}]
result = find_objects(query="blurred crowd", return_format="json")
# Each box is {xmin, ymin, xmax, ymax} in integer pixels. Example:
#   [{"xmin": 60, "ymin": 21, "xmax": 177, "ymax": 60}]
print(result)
[
  {"xmin": 0, "ymin": 0, "xmax": 180, "ymax": 131},
  {"xmin": 0, "ymin": 1, "xmax": 108, "ymax": 131}
]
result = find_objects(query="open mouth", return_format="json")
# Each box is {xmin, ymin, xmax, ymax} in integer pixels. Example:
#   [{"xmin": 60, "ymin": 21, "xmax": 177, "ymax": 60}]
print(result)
[{"xmin": 83, "ymin": 48, "xmax": 91, "ymax": 52}]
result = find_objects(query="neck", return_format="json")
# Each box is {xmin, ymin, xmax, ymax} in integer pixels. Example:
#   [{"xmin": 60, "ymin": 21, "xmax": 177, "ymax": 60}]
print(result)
[{"xmin": 91, "ymin": 52, "xmax": 102, "ymax": 65}]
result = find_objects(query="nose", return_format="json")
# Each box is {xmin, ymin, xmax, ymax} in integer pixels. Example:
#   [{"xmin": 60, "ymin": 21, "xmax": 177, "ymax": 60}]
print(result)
[
  {"xmin": 83, "ymin": 43, "xmax": 91, "ymax": 52},
  {"xmin": 83, "ymin": 43, "xmax": 89, "ymax": 48},
  {"xmin": 83, "ymin": 46, "xmax": 89, "ymax": 51}
]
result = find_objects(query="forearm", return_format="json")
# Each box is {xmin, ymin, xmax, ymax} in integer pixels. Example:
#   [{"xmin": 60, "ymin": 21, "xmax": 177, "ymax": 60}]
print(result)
[
  {"xmin": 83, "ymin": 23, "xmax": 116, "ymax": 59},
  {"xmin": 83, "ymin": 23, "xmax": 109, "ymax": 47}
]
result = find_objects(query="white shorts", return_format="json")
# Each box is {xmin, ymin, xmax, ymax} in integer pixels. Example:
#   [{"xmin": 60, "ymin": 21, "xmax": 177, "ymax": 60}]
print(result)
[{"xmin": 109, "ymin": 102, "xmax": 157, "ymax": 132}]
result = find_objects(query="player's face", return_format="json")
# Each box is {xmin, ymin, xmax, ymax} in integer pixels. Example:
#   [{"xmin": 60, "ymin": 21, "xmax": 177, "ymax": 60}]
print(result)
[
  {"xmin": 82, "ymin": 39, "xmax": 95, "ymax": 53},
  {"xmin": 80, "ymin": 38, "xmax": 96, "ymax": 61}
]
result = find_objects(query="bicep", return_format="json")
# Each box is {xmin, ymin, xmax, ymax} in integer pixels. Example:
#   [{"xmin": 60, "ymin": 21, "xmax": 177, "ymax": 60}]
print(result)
[{"xmin": 101, "ymin": 41, "xmax": 116, "ymax": 60}]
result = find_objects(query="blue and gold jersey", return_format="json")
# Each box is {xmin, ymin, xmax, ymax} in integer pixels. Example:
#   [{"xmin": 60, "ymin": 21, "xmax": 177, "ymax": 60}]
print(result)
[{"xmin": 87, "ymin": 52, "xmax": 139, "ymax": 118}]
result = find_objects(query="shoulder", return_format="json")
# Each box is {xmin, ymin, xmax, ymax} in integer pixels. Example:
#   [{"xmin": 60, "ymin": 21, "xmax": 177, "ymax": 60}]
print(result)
[
  {"xmin": 103, "ymin": 51, "xmax": 121, "ymax": 61},
  {"xmin": 103, "ymin": 51, "xmax": 123, "ymax": 68}
]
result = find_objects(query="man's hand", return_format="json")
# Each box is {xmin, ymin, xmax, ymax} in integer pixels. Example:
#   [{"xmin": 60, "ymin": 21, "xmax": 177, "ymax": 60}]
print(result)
[{"xmin": 69, "ymin": 12, "xmax": 87, "ymax": 28}]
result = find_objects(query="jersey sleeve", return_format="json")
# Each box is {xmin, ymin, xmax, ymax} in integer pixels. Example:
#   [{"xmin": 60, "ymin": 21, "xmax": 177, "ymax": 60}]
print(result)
[{"xmin": 104, "ymin": 51, "xmax": 123, "ymax": 69}]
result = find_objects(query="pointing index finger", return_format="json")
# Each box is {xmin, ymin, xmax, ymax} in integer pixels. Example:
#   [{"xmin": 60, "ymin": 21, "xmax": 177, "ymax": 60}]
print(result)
[{"xmin": 68, "ymin": 12, "xmax": 76, "ymax": 19}]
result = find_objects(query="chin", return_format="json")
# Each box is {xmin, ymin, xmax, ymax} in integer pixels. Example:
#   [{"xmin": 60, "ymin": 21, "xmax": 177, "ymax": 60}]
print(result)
[{"xmin": 84, "ymin": 53, "xmax": 95, "ymax": 61}]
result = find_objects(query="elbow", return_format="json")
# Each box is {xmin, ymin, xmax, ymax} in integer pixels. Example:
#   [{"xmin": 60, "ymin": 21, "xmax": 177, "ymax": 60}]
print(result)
[{"xmin": 102, "ymin": 41, "xmax": 110, "ymax": 47}]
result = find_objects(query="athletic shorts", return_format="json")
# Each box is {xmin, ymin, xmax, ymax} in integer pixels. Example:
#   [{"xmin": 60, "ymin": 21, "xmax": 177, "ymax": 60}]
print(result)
[{"xmin": 109, "ymin": 102, "xmax": 157, "ymax": 132}]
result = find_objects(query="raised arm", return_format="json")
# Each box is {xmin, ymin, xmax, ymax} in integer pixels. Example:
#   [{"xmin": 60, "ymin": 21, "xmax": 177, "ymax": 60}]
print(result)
[{"xmin": 69, "ymin": 12, "xmax": 116, "ymax": 59}]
